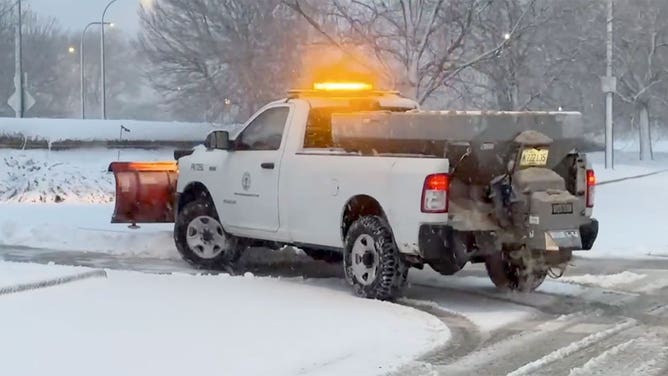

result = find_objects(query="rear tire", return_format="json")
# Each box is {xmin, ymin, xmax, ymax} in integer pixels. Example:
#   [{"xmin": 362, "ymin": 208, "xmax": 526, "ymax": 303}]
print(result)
[
  {"xmin": 485, "ymin": 249, "xmax": 547, "ymax": 292},
  {"xmin": 174, "ymin": 199, "xmax": 243, "ymax": 269},
  {"xmin": 343, "ymin": 216, "xmax": 408, "ymax": 300}
]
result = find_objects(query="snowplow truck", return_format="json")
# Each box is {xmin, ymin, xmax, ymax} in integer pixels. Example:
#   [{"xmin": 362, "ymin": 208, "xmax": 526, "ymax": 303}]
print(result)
[{"xmin": 109, "ymin": 88, "xmax": 598, "ymax": 299}]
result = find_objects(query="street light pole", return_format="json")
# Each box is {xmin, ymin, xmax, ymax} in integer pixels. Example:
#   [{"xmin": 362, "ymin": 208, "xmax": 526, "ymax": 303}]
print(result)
[
  {"xmin": 603, "ymin": 0, "xmax": 615, "ymax": 169},
  {"xmin": 100, "ymin": 0, "xmax": 119, "ymax": 120},
  {"xmin": 14, "ymin": 0, "xmax": 23, "ymax": 118},
  {"xmin": 80, "ymin": 21, "xmax": 110, "ymax": 119}
]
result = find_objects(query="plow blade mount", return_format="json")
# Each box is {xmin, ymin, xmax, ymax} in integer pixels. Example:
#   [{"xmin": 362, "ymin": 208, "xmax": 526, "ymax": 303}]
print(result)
[{"xmin": 108, "ymin": 161, "xmax": 178, "ymax": 224}]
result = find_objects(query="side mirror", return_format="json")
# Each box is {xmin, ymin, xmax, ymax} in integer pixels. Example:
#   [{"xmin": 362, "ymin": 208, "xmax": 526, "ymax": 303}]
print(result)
[{"xmin": 205, "ymin": 130, "xmax": 232, "ymax": 150}]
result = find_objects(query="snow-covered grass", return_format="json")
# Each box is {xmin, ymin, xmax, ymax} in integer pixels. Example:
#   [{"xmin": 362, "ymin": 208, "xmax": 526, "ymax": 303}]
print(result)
[
  {"xmin": 0, "ymin": 148, "xmax": 173, "ymax": 203},
  {"xmin": 581, "ymin": 150, "xmax": 668, "ymax": 258},
  {"xmin": 588, "ymin": 167, "xmax": 668, "ymax": 258},
  {"xmin": 0, "ymin": 261, "xmax": 449, "ymax": 376}
]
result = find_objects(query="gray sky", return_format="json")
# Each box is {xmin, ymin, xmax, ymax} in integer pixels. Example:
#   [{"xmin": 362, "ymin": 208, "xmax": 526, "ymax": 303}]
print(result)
[{"xmin": 27, "ymin": 0, "xmax": 154, "ymax": 35}]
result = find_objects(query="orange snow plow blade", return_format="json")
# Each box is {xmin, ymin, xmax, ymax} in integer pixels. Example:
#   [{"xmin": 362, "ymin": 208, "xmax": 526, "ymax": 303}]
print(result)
[{"xmin": 108, "ymin": 161, "xmax": 178, "ymax": 224}]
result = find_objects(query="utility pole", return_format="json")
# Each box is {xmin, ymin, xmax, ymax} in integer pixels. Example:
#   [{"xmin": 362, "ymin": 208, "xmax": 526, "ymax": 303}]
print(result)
[
  {"xmin": 602, "ymin": 0, "xmax": 616, "ymax": 169},
  {"xmin": 14, "ymin": 0, "xmax": 23, "ymax": 118}
]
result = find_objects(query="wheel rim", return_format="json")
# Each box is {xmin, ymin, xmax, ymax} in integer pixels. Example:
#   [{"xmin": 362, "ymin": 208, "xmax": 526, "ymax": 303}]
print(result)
[
  {"xmin": 350, "ymin": 234, "xmax": 380, "ymax": 286},
  {"xmin": 186, "ymin": 215, "xmax": 229, "ymax": 259}
]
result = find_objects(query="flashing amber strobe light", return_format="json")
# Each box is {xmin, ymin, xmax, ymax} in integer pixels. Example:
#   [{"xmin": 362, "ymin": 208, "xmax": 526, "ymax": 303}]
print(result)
[{"xmin": 313, "ymin": 82, "xmax": 374, "ymax": 91}]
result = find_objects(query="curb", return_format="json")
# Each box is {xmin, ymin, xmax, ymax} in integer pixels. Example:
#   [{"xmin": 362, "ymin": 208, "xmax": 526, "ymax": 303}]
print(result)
[
  {"xmin": 0, "ymin": 269, "xmax": 108, "ymax": 296},
  {"xmin": 598, "ymin": 169, "xmax": 668, "ymax": 186}
]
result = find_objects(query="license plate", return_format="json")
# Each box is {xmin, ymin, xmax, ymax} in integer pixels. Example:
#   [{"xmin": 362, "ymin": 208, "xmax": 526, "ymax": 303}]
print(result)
[
  {"xmin": 520, "ymin": 148, "xmax": 549, "ymax": 166},
  {"xmin": 550, "ymin": 230, "xmax": 580, "ymax": 239},
  {"xmin": 552, "ymin": 202, "xmax": 573, "ymax": 214}
]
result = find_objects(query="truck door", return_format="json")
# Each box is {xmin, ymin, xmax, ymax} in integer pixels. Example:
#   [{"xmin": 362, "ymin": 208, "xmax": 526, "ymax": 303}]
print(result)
[{"xmin": 221, "ymin": 105, "xmax": 291, "ymax": 232}]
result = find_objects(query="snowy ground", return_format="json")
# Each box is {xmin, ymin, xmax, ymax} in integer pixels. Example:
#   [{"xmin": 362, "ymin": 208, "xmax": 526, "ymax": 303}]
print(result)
[
  {"xmin": 1, "ymin": 145, "xmax": 668, "ymax": 375},
  {"xmin": 0, "ymin": 262, "xmax": 448, "ymax": 376},
  {"xmin": 587, "ymin": 150, "xmax": 668, "ymax": 258}
]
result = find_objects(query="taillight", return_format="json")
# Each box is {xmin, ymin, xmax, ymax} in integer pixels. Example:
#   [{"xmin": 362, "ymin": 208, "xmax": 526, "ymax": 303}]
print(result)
[
  {"xmin": 422, "ymin": 173, "xmax": 449, "ymax": 213},
  {"xmin": 586, "ymin": 169, "xmax": 596, "ymax": 208}
]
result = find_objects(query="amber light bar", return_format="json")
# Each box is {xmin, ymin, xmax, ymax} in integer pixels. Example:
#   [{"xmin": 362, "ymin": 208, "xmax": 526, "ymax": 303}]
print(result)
[{"xmin": 313, "ymin": 82, "xmax": 374, "ymax": 91}]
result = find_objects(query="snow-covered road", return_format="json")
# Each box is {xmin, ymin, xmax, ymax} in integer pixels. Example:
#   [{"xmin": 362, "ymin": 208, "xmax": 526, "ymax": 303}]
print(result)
[
  {"xmin": 2, "ymin": 247, "xmax": 668, "ymax": 375},
  {"xmin": 0, "ymin": 260, "xmax": 450, "ymax": 376}
]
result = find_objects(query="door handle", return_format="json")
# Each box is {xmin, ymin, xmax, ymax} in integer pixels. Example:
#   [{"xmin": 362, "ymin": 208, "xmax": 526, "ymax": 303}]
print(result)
[{"xmin": 261, "ymin": 162, "xmax": 275, "ymax": 170}]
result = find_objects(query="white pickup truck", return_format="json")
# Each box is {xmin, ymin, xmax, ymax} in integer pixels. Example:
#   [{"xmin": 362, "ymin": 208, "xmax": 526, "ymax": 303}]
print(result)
[{"xmin": 110, "ymin": 85, "xmax": 598, "ymax": 300}]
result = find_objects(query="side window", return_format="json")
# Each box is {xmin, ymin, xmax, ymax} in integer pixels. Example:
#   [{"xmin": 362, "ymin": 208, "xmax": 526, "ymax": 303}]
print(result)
[
  {"xmin": 303, "ymin": 108, "xmax": 335, "ymax": 149},
  {"xmin": 236, "ymin": 107, "xmax": 290, "ymax": 151}
]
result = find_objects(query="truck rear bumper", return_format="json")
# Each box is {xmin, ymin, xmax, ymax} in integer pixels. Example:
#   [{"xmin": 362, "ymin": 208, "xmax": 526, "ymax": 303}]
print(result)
[{"xmin": 417, "ymin": 218, "xmax": 599, "ymax": 273}]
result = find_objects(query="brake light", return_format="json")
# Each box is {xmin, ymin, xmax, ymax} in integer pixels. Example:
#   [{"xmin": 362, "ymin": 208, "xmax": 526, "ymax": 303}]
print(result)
[
  {"xmin": 422, "ymin": 173, "xmax": 449, "ymax": 213},
  {"xmin": 586, "ymin": 169, "xmax": 596, "ymax": 208}
]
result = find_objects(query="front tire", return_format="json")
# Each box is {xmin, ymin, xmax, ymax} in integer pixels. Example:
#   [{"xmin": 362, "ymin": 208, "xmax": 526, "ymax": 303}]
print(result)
[
  {"xmin": 174, "ymin": 199, "xmax": 243, "ymax": 269},
  {"xmin": 343, "ymin": 216, "xmax": 408, "ymax": 300}
]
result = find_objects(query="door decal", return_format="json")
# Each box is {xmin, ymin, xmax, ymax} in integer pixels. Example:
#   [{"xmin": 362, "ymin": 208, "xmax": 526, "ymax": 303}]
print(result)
[{"xmin": 242, "ymin": 172, "xmax": 251, "ymax": 191}]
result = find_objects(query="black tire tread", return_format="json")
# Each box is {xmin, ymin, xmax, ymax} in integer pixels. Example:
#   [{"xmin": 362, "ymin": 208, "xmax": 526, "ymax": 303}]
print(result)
[
  {"xmin": 343, "ymin": 216, "xmax": 408, "ymax": 300},
  {"xmin": 174, "ymin": 199, "xmax": 242, "ymax": 269}
]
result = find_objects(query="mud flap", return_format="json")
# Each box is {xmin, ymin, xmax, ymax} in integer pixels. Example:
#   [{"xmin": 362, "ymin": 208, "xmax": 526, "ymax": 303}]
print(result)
[
  {"xmin": 108, "ymin": 161, "xmax": 178, "ymax": 224},
  {"xmin": 579, "ymin": 219, "xmax": 599, "ymax": 250}
]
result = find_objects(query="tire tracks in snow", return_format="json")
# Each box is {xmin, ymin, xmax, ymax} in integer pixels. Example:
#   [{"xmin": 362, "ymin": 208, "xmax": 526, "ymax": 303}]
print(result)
[
  {"xmin": 0, "ymin": 269, "xmax": 107, "ymax": 296},
  {"xmin": 389, "ymin": 298, "xmax": 482, "ymax": 376},
  {"xmin": 564, "ymin": 331, "xmax": 668, "ymax": 376},
  {"xmin": 506, "ymin": 318, "xmax": 637, "ymax": 376},
  {"xmin": 400, "ymin": 298, "xmax": 482, "ymax": 364}
]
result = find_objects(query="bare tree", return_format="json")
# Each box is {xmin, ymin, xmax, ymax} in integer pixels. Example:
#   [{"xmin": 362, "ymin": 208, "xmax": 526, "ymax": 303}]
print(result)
[
  {"xmin": 282, "ymin": 0, "xmax": 537, "ymax": 105},
  {"xmin": 0, "ymin": 7, "xmax": 79, "ymax": 118},
  {"xmin": 614, "ymin": 0, "xmax": 668, "ymax": 160},
  {"xmin": 138, "ymin": 0, "xmax": 309, "ymax": 122},
  {"xmin": 465, "ymin": 0, "xmax": 603, "ymax": 113}
]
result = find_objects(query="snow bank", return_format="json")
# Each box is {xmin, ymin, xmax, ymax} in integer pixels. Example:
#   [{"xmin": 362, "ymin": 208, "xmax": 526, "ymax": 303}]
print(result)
[
  {"xmin": 0, "ymin": 148, "xmax": 172, "ymax": 203},
  {"xmin": 0, "ymin": 262, "xmax": 449, "ymax": 376},
  {"xmin": 0, "ymin": 117, "xmax": 219, "ymax": 142},
  {"xmin": 0, "ymin": 152, "xmax": 114, "ymax": 203},
  {"xmin": 0, "ymin": 203, "xmax": 179, "ymax": 258}
]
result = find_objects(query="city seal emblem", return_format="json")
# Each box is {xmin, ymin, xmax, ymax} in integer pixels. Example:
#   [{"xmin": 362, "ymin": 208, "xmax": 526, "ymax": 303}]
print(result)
[{"xmin": 241, "ymin": 172, "xmax": 251, "ymax": 191}]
